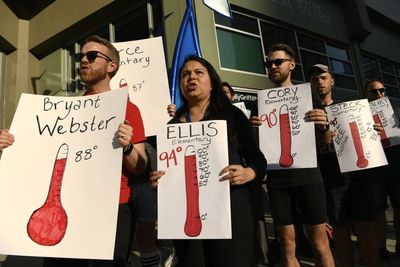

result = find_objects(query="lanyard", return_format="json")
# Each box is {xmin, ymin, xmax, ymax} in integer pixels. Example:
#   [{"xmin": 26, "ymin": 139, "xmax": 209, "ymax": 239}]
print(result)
[{"xmin": 185, "ymin": 111, "xmax": 191, "ymax": 122}]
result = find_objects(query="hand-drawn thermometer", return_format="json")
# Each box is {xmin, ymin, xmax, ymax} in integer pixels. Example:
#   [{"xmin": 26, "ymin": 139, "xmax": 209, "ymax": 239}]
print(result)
[
  {"xmin": 279, "ymin": 104, "xmax": 293, "ymax": 167},
  {"xmin": 27, "ymin": 143, "xmax": 69, "ymax": 246},
  {"xmin": 184, "ymin": 145, "xmax": 202, "ymax": 237},
  {"xmin": 372, "ymin": 114, "xmax": 391, "ymax": 147},
  {"xmin": 348, "ymin": 116, "xmax": 368, "ymax": 168},
  {"xmin": 119, "ymin": 78, "xmax": 128, "ymax": 88}
]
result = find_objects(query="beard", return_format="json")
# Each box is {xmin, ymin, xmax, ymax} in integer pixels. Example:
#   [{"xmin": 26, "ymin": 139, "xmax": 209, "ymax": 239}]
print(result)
[
  {"xmin": 80, "ymin": 64, "xmax": 108, "ymax": 86},
  {"xmin": 268, "ymin": 69, "xmax": 290, "ymax": 85}
]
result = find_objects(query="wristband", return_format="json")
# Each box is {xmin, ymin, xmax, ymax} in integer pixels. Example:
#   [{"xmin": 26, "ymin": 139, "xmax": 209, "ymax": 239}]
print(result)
[{"xmin": 123, "ymin": 143, "xmax": 133, "ymax": 155}]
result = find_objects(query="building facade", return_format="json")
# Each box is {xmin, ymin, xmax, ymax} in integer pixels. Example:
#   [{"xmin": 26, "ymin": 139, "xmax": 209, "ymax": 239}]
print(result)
[{"xmin": 1, "ymin": 0, "xmax": 399, "ymax": 129}]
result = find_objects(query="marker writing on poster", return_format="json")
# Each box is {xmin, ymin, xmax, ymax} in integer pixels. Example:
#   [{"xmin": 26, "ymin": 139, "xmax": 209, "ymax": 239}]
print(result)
[
  {"xmin": 263, "ymin": 86, "xmax": 300, "ymax": 105},
  {"xmin": 197, "ymin": 145, "xmax": 210, "ymax": 188},
  {"xmin": 166, "ymin": 122, "xmax": 218, "ymax": 139},
  {"xmin": 289, "ymin": 105, "xmax": 300, "ymax": 136},
  {"xmin": 260, "ymin": 109, "xmax": 277, "ymax": 128},
  {"xmin": 332, "ymin": 122, "xmax": 348, "ymax": 157},
  {"xmin": 260, "ymin": 104, "xmax": 300, "ymax": 136},
  {"xmin": 118, "ymin": 45, "xmax": 150, "ymax": 68},
  {"xmin": 36, "ymin": 96, "xmax": 116, "ymax": 136},
  {"xmin": 329, "ymin": 101, "xmax": 366, "ymax": 116},
  {"xmin": 372, "ymin": 114, "xmax": 390, "ymax": 147},
  {"xmin": 159, "ymin": 147, "xmax": 183, "ymax": 168},
  {"xmin": 119, "ymin": 78, "xmax": 145, "ymax": 92},
  {"xmin": 75, "ymin": 145, "xmax": 98, "ymax": 162}
]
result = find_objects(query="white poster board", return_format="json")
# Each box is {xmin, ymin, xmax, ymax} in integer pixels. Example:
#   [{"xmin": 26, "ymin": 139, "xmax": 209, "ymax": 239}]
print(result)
[
  {"xmin": 257, "ymin": 83, "xmax": 317, "ymax": 169},
  {"xmin": 0, "ymin": 88, "xmax": 128, "ymax": 259},
  {"xmin": 157, "ymin": 121, "xmax": 231, "ymax": 239},
  {"xmin": 232, "ymin": 102, "xmax": 251, "ymax": 118},
  {"xmin": 111, "ymin": 37, "xmax": 171, "ymax": 137},
  {"xmin": 326, "ymin": 99, "xmax": 388, "ymax": 173},
  {"xmin": 369, "ymin": 96, "xmax": 400, "ymax": 147}
]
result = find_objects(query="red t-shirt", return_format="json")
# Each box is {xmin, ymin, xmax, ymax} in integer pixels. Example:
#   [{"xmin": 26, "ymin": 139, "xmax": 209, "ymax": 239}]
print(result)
[
  {"xmin": 120, "ymin": 101, "xmax": 146, "ymax": 203},
  {"xmin": 84, "ymin": 90, "xmax": 146, "ymax": 203}
]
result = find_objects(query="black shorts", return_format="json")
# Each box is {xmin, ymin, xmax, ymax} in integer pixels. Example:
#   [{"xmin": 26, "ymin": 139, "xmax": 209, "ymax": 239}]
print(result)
[
  {"xmin": 348, "ymin": 167, "xmax": 390, "ymax": 222},
  {"xmin": 383, "ymin": 162, "xmax": 400, "ymax": 208},
  {"xmin": 324, "ymin": 175, "xmax": 351, "ymax": 227},
  {"xmin": 268, "ymin": 182, "xmax": 327, "ymax": 226}
]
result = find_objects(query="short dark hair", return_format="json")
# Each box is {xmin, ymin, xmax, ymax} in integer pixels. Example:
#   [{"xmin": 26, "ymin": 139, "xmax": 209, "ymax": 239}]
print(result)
[
  {"xmin": 267, "ymin": 43, "xmax": 295, "ymax": 60},
  {"xmin": 364, "ymin": 79, "xmax": 383, "ymax": 92},
  {"xmin": 83, "ymin": 35, "xmax": 120, "ymax": 78},
  {"xmin": 221, "ymin": 81, "xmax": 234, "ymax": 96}
]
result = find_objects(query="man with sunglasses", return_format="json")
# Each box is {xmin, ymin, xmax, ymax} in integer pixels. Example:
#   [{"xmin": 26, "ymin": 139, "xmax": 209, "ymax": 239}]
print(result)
[
  {"xmin": 310, "ymin": 65, "xmax": 384, "ymax": 267},
  {"xmin": 251, "ymin": 44, "xmax": 334, "ymax": 267},
  {"xmin": 366, "ymin": 79, "xmax": 400, "ymax": 262},
  {"xmin": 42, "ymin": 35, "xmax": 148, "ymax": 267}
]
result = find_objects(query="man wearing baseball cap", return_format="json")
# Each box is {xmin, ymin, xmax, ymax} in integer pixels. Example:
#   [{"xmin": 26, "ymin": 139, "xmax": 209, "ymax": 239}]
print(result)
[{"xmin": 310, "ymin": 64, "xmax": 380, "ymax": 267}]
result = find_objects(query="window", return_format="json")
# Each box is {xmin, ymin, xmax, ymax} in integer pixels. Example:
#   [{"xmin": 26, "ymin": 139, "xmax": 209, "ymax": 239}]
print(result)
[
  {"xmin": 38, "ymin": 2, "xmax": 162, "ymax": 95},
  {"xmin": 216, "ymin": 28, "xmax": 265, "ymax": 74},
  {"xmin": 215, "ymin": 12, "xmax": 266, "ymax": 75},
  {"xmin": 114, "ymin": 5, "xmax": 149, "ymax": 42},
  {"xmin": 215, "ymin": 10, "xmax": 356, "ymax": 90},
  {"xmin": 216, "ymin": 12, "xmax": 259, "ymax": 35},
  {"xmin": 261, "ymin": 22, "xmax": 297, "ymax": 60},
  {"xmin": 362, "ymin": 54, "xmax": 400, "ymax": 98},
  {"xmin": 362, "ymin": 56, "xmax": 380, "ymax": 80}
]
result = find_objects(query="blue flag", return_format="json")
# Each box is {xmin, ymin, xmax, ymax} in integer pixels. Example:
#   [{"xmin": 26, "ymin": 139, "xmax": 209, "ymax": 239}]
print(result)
[{"xmin": 170, "ymin": 0, "xmax": 202, "ymax": 109}]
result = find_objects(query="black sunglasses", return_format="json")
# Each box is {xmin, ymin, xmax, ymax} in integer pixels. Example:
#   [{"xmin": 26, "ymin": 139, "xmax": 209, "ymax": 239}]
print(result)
[
  {"xmin": 74, "ymin": 50, "xmax": 112, "ymax": 62},
  {"xmin": 265, "ymin": 58, "xmax": 292, "ymax": 68},
  {"xmin": 369, "ymin": 88, "xmax": 385, "ymax": 95}
]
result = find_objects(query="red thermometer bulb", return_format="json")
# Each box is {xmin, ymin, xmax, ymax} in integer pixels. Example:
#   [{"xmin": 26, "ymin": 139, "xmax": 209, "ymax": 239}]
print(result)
[{"xmin": 27, "ymin": 143, "xmax": 69, "ymax": 246}]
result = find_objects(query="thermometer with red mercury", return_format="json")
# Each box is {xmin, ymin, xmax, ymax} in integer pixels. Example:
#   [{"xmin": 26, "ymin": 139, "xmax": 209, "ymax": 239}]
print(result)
[
  {"xmin": 349, "ymin": 116, "xmax": 368, "ymax": 168},
  {"xmin": 184, "ymin": 145, "xmax": 202, "ymax": 237},
  {"xmin": 279, "ymin": 104, "xmax": 293, "ymax": 167},
  {"xmin": 372, "ymin": 114, "xmax": 391, "ymax": 147},
  {"xmin": 27, "ymin": 143, "xmax": 69, "ymax": 246}
]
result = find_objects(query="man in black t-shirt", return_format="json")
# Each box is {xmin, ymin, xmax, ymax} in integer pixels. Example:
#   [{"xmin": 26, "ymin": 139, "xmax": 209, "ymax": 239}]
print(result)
[
  {"xmin": 365, "ymin": 79, "xmax": 400, "ymax": 260},
  {"xmin": 251, "ymin": 45, "xmax": 334, "ymax": 267},
  {"xmin": 310, "ymin": 64, "xmax": 380, "ymax": 267}
]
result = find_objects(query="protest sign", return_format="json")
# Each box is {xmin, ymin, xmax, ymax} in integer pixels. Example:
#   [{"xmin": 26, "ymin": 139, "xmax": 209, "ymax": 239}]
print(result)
[
  {"xmin": 0, "ymin": 88, "xmax": 128, "ymax": 259},
  {"xmin": 232, "ymin": 101, "xmax": 251, "ymax": 118},
  {"xmin": 369, "ymin": 96, "xmax": 400, "ymax": 147},
  {"xmin": 111, "ymin": 37, "xmax": 171, "ymax": 136},
  {"xmin": 157, "ymin": 120, "xmax": 231, "ymax": 239},
  {"xmin": 257, "ymin": 83, "xmax": 317, "ymax": 169},
  {"xmin": 326, "ymin": 99, "xmax": 387, "ymax": 172}
]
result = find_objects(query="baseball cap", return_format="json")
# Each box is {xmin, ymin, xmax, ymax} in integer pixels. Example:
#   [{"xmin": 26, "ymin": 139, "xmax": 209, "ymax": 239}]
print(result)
[{"xmin": 308, "ymin": 64, "xmax": 332, "ymax": 76}]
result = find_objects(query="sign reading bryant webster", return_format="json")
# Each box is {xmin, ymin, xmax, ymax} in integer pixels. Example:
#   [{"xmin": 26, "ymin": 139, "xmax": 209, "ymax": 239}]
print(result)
[{"xmin": 0, "ymin": 88, "xmax": 128, "ymax": 259}]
